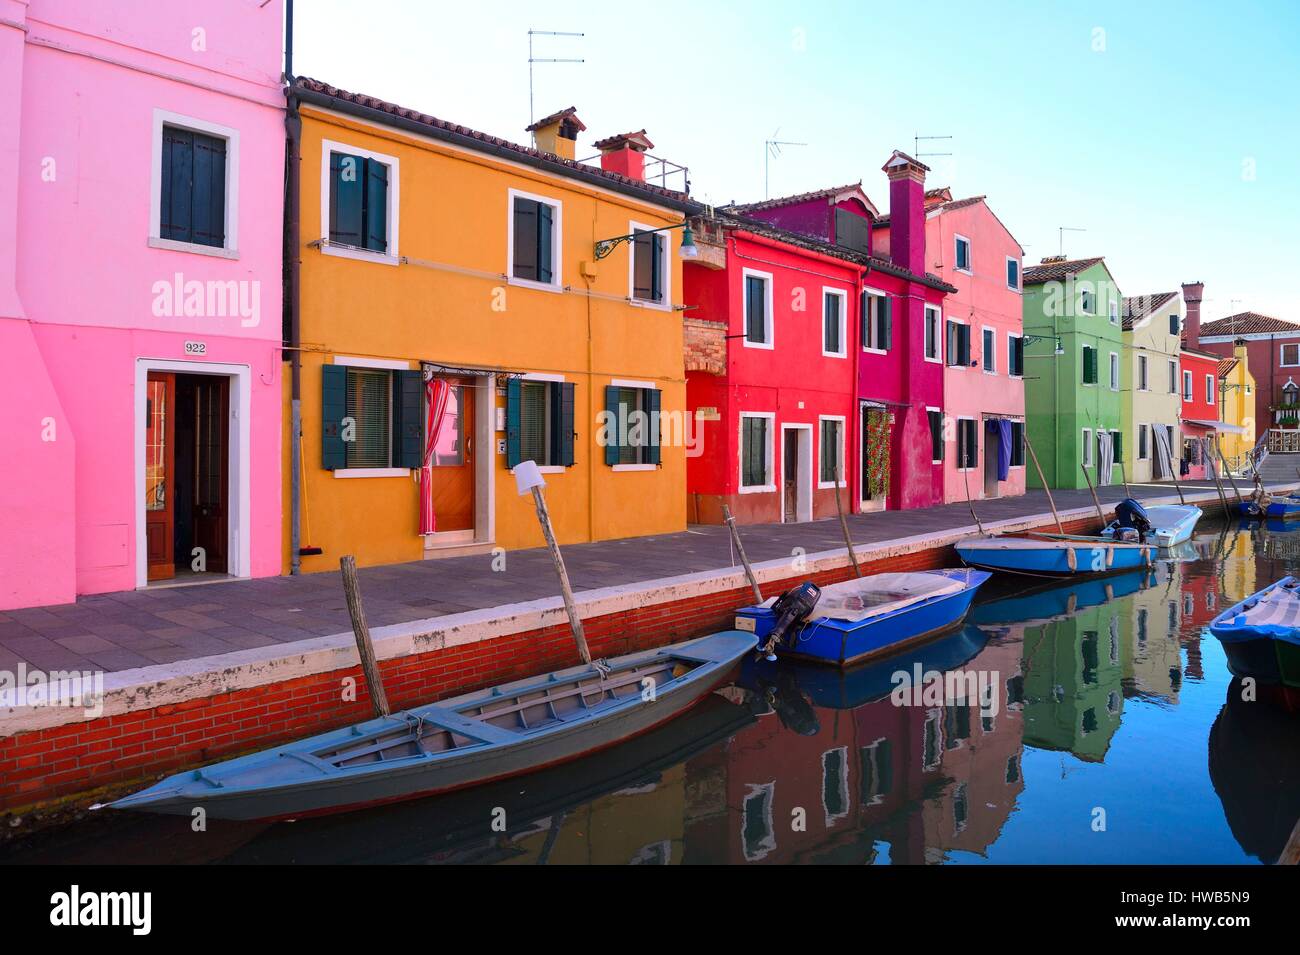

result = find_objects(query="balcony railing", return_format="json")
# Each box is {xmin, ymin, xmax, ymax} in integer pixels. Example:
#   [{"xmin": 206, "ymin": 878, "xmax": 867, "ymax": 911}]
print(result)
[{"xmin": 1268, "ymin": 429, "xmax": 1300, "ymax": 453}]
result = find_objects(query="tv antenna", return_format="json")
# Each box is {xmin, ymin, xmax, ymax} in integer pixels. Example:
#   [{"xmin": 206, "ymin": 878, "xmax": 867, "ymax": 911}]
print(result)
[
  {"xmin": 765, "ymin": 129, "xmax": 807, "ymax": 199},
  {"xmin": 1058, "ymin": 226, "xmax": 1086, "ymax": 256},
  {"xmin": 913, "ymin": 133, "xmax": 952, "ymax": 160},
  {"xmin": 528, "ymin": 29, "xmax": 584, "ymax": 144}
]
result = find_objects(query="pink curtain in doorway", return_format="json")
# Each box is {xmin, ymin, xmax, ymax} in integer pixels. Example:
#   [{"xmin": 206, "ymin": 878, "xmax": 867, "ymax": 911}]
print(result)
[{"xmin": 420, "ymin": 378, "xmax": 452, "ymax": 534}]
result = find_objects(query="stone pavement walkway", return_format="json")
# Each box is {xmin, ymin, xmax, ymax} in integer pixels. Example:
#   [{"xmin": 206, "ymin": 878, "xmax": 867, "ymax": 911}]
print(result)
[{"xmin": 0, "ymin": 482, "xmax": 1261, "ymax": 675}]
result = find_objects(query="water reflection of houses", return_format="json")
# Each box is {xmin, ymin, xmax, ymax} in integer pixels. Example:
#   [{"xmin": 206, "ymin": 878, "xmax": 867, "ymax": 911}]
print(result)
[{"xmin": 1124, "ymin": 561, "xmax": 1186, "ymax": 703}]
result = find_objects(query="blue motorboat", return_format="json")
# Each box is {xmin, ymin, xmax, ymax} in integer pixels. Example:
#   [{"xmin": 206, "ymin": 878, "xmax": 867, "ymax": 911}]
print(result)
[
  {"xmin": 955, "ymin": 534, "xmax": 1154, "ymax": 578},
  {"xmin": 1209, "ymin": 577, "xmax": 1300, "ymax": 689},
  {"xmin": 969, "ymin": 568, "xmax": 1154, "ymax": 627},
  {"xmin": 732, "ymin": 568, "xmax": 990, "ymax": 668},
  {"xmin": 1265, "ymin": 497, "xmax": 1300, "ymax": 520},
  {"xmin": 1099, "ymin": 499, "xmax": 1201, "ymax": 548}
]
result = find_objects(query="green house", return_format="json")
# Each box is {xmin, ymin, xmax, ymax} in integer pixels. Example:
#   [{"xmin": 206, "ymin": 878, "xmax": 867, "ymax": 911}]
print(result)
[{"xmin": 1021, "ymin": 257, "xmax": 1126, "ymax": 489}]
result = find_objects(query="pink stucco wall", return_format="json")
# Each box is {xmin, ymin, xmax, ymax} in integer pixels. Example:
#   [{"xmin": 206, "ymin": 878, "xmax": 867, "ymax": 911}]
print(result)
[
  {"xmin": 1, "ymin": 1, "xmax": 284, "ymax": 609},
  {"xmin": 925, "ymin": 199, "xmax": 1026, "ymax": 502}
]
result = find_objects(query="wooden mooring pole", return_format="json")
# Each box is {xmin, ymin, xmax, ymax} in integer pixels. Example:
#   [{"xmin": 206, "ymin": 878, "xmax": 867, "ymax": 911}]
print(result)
[
  {"xmin": 1080, "ymin": 463, "xmax": 1108, "ymax": 530},
  {"xmin": 1022, "ymin": 432, "xmax": 1064, "ymax": 533},
  {"xmin": 1118, "ymin": 459, "xmax": 1133, "ymax": 499},
  {"xmin": 340, "ymin": 555, "xmax": 391, "ymax": 718},
  {"xmin": 530, "ymin": 484, "xmax": 593, "ymax": 665},
  {"xmin": 721, "ymin": 504, "xmax": 764, "ymax": 605},
  {"xmin": 1214, "ymin": 437, "xmax": 1246, "ymax": 506},
  {"xmin": 834, "ymin": 461, "xmax": 862, "ymax": 577},
  {"xmin": 961, "ymin": 467, "xmax": 986, "ymax": 536}
]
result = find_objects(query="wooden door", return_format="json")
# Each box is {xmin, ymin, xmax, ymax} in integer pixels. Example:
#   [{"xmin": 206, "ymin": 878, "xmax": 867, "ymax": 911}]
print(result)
[
  {"xmin": 192, "ymin": 376, "xmax": 229, "ymax": 572},
  {"xmin": 782, "ymin": 429, "xmax": 799, "ymax": 522},
  {"xmin": 429, "ymin": 381, "xmax": 475, "ymax": 532},
  {"xmin": 145, "ymin": 372, "xmax": 176, "ymax": 581}
]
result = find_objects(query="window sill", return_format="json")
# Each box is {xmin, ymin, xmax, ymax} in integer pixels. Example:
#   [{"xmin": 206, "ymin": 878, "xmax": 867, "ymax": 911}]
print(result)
[
  {"xmin": 629, "ymin": 297, "xmax": 672, "ymax": 312},
  {"xmin": 924, "ymin": 356, "xmax": 943, "ymax": 364},
  {"xmin": 333, "ymin": 467, "xmax": 412, "ymax": 478},
  {"xmin": 822, "ymin": 350, "xmax": 847, "ymax": 359},
  {"xmin": 323, "ymin": 243, "xmax": 399, "ymax": 267},
  {"xmin": 739, "ymin": 484, "xmax": 775, "ymax": 494},
  {"xmin": 816, "ymin": 480, "xmax": 847, "ymax": 490},
  {"xmin": 508, "ymin": 276, "xmax": 563, "ymax": 294},
  {"xmin": 612, "ymin": 463, "xmax": 657, "ymax": 472},
  {"xmin": 508, "ymin": 464, "xmax": 567, "ymax": 475},
  {"xmin": 862, "ymin": 347, "xmax": 889, "ymax": 356},
  {"xmin": 149, "ymin": 236, "xmax": 239, "ymax": 260},
  {"xmin": 742, "ymin": 339, "xmax": 774, "ymax": 350}
]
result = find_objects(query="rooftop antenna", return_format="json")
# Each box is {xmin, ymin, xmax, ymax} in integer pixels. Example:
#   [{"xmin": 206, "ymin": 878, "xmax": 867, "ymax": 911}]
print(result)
[
  {"xmin": 913, "ymin": 133, "xmax": 953, "ymax": 160},
  {"xmin": 765, "ymin": 129, "xmax": 807, "ymax": 199},
  {"xmin": 528, "ymin": 29, "xmax": 584, "ymax": 145},
  {"xmin": 1058, "ymin": 226, "xmax": 1086, "ymax": 257}
]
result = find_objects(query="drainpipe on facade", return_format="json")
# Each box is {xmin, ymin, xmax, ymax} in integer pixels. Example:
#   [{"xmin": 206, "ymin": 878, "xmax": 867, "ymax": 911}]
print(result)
[{"xmin": 285, "ymin": 0, "xmax": 303, "ymax": 574}]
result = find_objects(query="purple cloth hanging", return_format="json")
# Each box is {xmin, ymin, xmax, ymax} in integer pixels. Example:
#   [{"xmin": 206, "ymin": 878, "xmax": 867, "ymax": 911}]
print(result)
[{"xmin": 997, "ymin": 418, "xmax": 1013, "ymax": 481}]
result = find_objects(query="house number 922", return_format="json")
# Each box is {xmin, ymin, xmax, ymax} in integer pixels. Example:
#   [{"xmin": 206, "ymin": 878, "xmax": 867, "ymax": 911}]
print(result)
[{"xmin": 184, "ymin": 341, "xmax": 207, "ymax": 356}]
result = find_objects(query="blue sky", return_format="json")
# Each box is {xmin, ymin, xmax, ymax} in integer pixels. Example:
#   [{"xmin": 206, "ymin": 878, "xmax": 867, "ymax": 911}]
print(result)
[{"xmin": 295, "ymin": 0, "xmax": 1300, "ymax": 320}]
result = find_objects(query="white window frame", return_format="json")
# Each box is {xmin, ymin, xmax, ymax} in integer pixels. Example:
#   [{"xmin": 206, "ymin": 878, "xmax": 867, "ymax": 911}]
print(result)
[
  {"xmin": 1168, "ymin": 359, "xmax": 1179, "ymax": 394},
  {"xmin": 1282, "ymin": 343, "xmax": 1300, "ymax": 367},
  {"xmin": 739, "ymin": 411, "xmax": 776, "ymax": 492},
  {"xmin": 507, "ymin": 187, "xmax": 563, "ymax": 292},
  {"xmin": 319, "ymin": 139, "xmax": 400, "ymax": 266},
  {"xmin": 821, "ymin": 287, "xmax": 848, "ymax": 359},
  {"xmin": 608, "ymin": 377, "xmax": 661, "ymax": 471},
  {"xmin": 956, "ymin": 416, "xmax": 978, "ymax": 472},
  {"xmin": 150, "ymin": 108, "xmax": 241, "ymax": 259},
  {"xmin": 741, "ymin": 268, "xmax": 774, "ymax": 350},
  {"xmin": 1109, "ymin": 351, "xmax": 1119, "ymax": 391},
  {"xmin": 861, "ymin": 286, "xmax": 890, "ymax": 354},
  {"xmin": 923, "ymin": 305, "xmax": 943, "ymax": 364},
  {"xmin": 1138, "ymin": 423, "xmax": 1150, "ymax": 461},
  {"xmin": 1109, "ymin": 299, "xmax": 1119, "ymax": 324},
  {"xmin": 1182, "ymin": 369, "xmax": 1193, "ymax": 402},
  {"xmin": 947, "ymin": 316, "xmax": 970, "ymax": 370},
  {"xmin": 1079, "ymin": 287, "xmax": 1095, "ymax": 316},
  {"xmin": 927, "ymin": 406, "xmax": 943, "ymax": 464},
  {"xmin": 1205, "ymin": 374, "xmax": 1215, "ymax": 405},
  {"xmin": 1137, "ymin": 354, "xmax": 1149, "ymax": 392},
  {"xmin": 330, "ymin": 355, "xmax": 413, "ymax": 478},
  {"xmin": 817, "ymin": 414, "xmax": 847, "ymax": 489},
  {"xmin": 1081, "ymin": 343, "xmax": 1096, "ymax": 387},
  {"xmin": 981, "ymin": 325, "xmax": 997, "ymax": 374},
  {"xmin": 516, "ymin": 371, "xmax": 568, "ymax": 474},
  {"xmin": 1006, "ymin": 256, "xmax": 1020, "ymax": 291},
  {"xmin": 1008, "ymin": 333, "xmax": 1023, "ymax": 378},
  {"xmin": 1082, "ymin": 428, "xmax": 1093, "ymax": 468},
  {"xmin": 954, "ymin": 234, "xmax": 972, "ymax": 274},
  {"xmin": 627, "ymin": 219, "xmax": 671, "ymax": 311}
]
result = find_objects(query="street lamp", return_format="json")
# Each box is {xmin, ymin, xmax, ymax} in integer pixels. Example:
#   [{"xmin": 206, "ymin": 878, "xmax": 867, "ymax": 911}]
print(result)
[{"xmin": 593, "ymin": 221, "xmax": 697, "ymax": 260}]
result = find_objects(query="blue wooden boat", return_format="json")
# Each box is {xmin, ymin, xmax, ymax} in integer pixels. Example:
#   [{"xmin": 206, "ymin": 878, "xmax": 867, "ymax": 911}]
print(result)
[
  {"xmin": 955, "ymin": 534, "xmax": 1153, "ymax": 578},
  {"xmin": 1265, "ymin": 497, "xmax": 1300, "ymax": 520},
  {"xmin": 1209, "ymin": 577, "xmax": 1300, "ymax": 690},
  {"xmin": 1099, "ymin": 503, "xmax": 1201, "ymax": 548},
  {"xmin": 732, "ymin": 568, "xmax": 989, "ymax": 667},
  {"xmin": 110, "ymin": 631, "xmax": 754, "ymax": 821},
  {"xmin": 969, "ymin": 568, "xmax": 1153, "ymax": 627}
]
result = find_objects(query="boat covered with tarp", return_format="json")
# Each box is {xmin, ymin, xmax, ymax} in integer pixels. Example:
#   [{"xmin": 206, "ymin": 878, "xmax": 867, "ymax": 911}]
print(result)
[{"xmin": 1208, "ymin": 576, "xmax": 1300, "ymax": 689}]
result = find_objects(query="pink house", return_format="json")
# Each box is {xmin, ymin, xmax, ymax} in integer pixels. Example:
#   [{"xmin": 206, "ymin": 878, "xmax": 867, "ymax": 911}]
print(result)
[
  {"xmin": 877, "ymin": 188, "xmax": 1026, "ymax": 502},
  {"xmin": 0, "ymin": 1, "xmax": 285, "ymax": 609}
]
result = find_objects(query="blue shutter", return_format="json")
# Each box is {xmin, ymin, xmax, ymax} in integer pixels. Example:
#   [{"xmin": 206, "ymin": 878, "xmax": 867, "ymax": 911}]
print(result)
[
  {"xmin": 880, "ymin": 296, "xmax": 892, "ymax": 350},
  {"xmin": 161, "ymin": 127, "xmax": 194, "ymax": 243},
  {"xmin": 646, "ymin": 388, "xmax": 661, "ymax": 465},
  {"xmin": 364, "ymin": 158, "xmax": 388, "ymax": 252},
  {"xmin": 391, "ymin": 370, "xmax": 423, "ymax": 469},
  {"xmin": 513, "ymin": 198, "xmax": 537, "ymax": 281},
  {"xmin": 321, "ymin": 365, "xmax": 348, "ymax": 470},
  {"xmin": 505, "ymin": 377, "xmax": 522, "ymax": 468},
  {"xmin": 650, "ymin": 233, "xmax": 663, "ymax": 301},
  {"xmin": 537, "ymin": 201, "xmax": 554, "ymax": 284},
  {"xmin": 191, "ymin": 132, "xmax": 226, "ymax": 248},
  {"xmin": 555, "ymin": 382, "xmax": 576, "ymax": 467},
  {"xmin": 329, "ymin": 152, "xmax": 364, "ymax": 247},
  {"xmin": 604, "ymin": 385, "xmax": 620, "ymax": 466}
]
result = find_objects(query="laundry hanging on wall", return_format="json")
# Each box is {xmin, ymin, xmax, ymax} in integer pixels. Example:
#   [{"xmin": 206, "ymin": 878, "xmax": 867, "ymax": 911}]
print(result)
[
  {"xmin": 1152, "ymin": 424, "xmax": 1175, "ymax": 481},
  {"xmin": 1097, "ymin": 430, "xmax": 1114, "ymax": 486}
]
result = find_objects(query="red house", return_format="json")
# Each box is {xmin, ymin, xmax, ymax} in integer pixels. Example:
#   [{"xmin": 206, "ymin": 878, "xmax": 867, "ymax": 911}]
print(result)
[
  {"xmin": 683, "ymin": 153, "xmax": 953, "ymax": 523},
  {"xmin": 1179, "ymin": 345, "xmax": 1222, "ymax": 480}
]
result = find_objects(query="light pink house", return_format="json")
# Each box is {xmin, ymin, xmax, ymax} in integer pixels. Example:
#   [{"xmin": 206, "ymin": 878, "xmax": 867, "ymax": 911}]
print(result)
[
  {"xmin": 0, "ymin": 0, "xmax": 285, "ymax": 609},
  {"xmin": 878, "ymin": 190, "xmax": 1026, "ymax": 501}
]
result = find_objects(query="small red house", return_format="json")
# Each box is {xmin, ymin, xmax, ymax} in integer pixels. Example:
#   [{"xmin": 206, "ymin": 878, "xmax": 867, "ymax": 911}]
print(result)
[
  {"xmin": 683, "ymin": 154, "xmax": 953, "ymax": 523},
  {"xmin": 1178, "ymin": 345, "xmax": 1221, "ymax": 480}
]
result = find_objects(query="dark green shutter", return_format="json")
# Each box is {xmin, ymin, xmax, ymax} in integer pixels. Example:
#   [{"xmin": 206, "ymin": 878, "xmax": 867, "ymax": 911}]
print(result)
[
  {"xmin": 860, "ymin": 290, "xmax": 869, "ymax": 348},
  {"xmin": 1113, "ymin": 430, "xmax": 1124, "ymax": 463},
  {"xmin": 554, "ymin": 382, "xmax": 576, "ymax": 467},
  {"xmin": 604, "ymin": 385, "xmax": 621, "ymax": 466},
  {"xmin": 160, "ymin": 127, "xmax": 192, "ymax": 243},
  {"xmin": 880, "ymin": 297, "xmax": 892, "ymax": 350},
  {"xmin": 191, "ymin": 132, "xmax": 226, "ymax": 248},
  {"xmin": 505, "ymin": 377, "xmax": 523, "ymax": 467},
  {"xmin": 364, "ymin": 158, "xmax": 388, "ymax": 252},
  {"xmin": 330, "ymin": 152, "xmax": 364, "ymax": 247},
  {"xmin": 513, "ymin": 199, "xmax": 537, "ymax": 281},
  {"xmin": 651, "ymin": 234, "xmax": 663, "ymax": 301},
  {"xmin": 321, "ymin": 365, "xmax": 348, "ymax": 470},
  {"xmin": 391, "ymin": 370, "xmax": 423, "ymax": 469},
  {"xmin": 646, "ymin": 388, "xmax": 661, "ymax": 465},
  {"xmin": 537, "ymin": 202, "xmax": 554, "ymax": 283}
]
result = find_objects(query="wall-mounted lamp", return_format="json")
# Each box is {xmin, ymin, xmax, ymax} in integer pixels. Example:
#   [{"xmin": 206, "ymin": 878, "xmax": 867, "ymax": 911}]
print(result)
[
  {"xmin": 1023, "ymin": 333, "xmax": 1065, "ymax": 355},
  {"xmin": 594, "ymin": 221, "xmax": 697, "ymax": 260}
]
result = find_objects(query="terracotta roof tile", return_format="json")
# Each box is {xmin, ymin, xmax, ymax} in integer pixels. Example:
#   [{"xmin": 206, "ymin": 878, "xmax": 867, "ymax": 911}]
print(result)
[
  {"xmin": 730, "ymin": 183, "xmax": 867, "ymax": 215},
  {"xmin": 593, "ymin": 129, "xmax": 653, "ymax": 151},
  {"xmin": 1121, "ymin": 291, "xmax": 1178, "ymax": 330},
  {"xmin": 1216, "ymin": 357, "xmax": 1239, "ymax": 378},
  {"xmin": 292, "ymin": 78, "xmax": 692, "ymax": 208},
  {"xmin": 526, "ymin": 106, "xmax": 585, "ymax": 133},
  {"xmin": 1199, "ymin": 312, "xmax": 1300, "ymax": 337},
  {"xmin": 1022, "ymin": 256, "xmax": 1106, "ymax": 285}
]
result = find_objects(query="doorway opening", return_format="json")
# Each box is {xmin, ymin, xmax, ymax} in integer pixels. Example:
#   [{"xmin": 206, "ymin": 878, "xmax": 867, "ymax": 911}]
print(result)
[
  {"xmin": 145, "ymin": 371, "xmax": 232, "ymax": 583},
  {"xmin": 860, "ymin": 403, "xmax": 890, "ymax": 513},
  {"xmin": 984, "ymin": 418, "xmax": 1001, "ymax": 499},
  {"xmin": 780, "ymin": 424, "xmax": 813, "ymax": 523}
]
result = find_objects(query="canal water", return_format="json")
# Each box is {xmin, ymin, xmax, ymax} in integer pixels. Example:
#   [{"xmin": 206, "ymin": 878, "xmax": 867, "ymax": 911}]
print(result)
[{"xmin": 4, "ymin": 519, "xmax": 1299, "ymax": 865}]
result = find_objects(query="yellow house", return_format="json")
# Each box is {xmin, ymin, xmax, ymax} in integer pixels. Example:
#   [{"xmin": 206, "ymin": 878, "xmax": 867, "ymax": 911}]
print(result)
[
  {"xmin": 1218, "ymin": 342, "xmax": 1257, "ymax": 469},
  {"xmin": 283, "ymin": 79, "xmax": 696, "ymax": 572}
]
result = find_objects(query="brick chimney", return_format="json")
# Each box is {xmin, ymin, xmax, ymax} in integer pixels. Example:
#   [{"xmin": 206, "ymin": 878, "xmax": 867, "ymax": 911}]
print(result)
[
  {"xmin": 526, "ymin": 107, "xmax": 585, "ymax": 161},
  {"xmin": 1182, "ymin": 281, "xmax": 1205, "ymax": 347},
  {"xmin": 595, "ymin": 130, "xmax": 653, "ymax": 183},
  {"xmin": 881, "ymin": 150, "xmax": 929, "ymax": 276}
]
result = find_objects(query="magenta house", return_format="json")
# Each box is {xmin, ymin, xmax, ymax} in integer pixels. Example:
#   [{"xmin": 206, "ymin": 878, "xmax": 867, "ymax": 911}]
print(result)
[
  {"xmin": 732, "ymin": 151, "xmax": 953, "ymax": 512},
  {"xmin": 0, "ymin": 0, "xmax": 285, "ymax": 610}
]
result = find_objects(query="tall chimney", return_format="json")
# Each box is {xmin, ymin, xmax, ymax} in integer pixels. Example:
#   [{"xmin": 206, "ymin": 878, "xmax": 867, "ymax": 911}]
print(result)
[
  {"xmin": 526, "ymin": 107, "xmax": 585, "ymax": 161},
  {"xmin": 881, "ymin": 150, "xmax": 929, "ymax": 277},
  {"xmin": 595, "ymin": 129, "xmax": 653, "ymax": 183},
  {"xmin": 1181, "ymin": 281, "xmax": 1204, "ymax": 347}
]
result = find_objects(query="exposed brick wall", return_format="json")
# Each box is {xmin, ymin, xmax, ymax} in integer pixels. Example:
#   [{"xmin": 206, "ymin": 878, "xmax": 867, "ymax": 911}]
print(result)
[
  {"xmin": 684, "ymin": 318, "xmax": 726, "ymax": 375},
  {"xmin": 0, "ymin": 516, "xmax": 1099, "ymax": 812}
]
